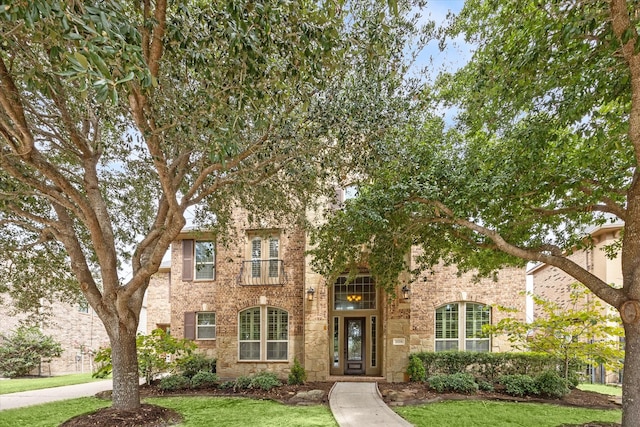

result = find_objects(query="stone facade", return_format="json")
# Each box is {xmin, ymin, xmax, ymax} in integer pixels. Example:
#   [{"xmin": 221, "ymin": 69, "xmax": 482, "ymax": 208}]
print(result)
[
  {"xmin": 147, "ymin": 207, "xmax": 527, "ymax": 383},
  {"xmin": 0, "ymin": 297, "xmax": 110, "ymax": 375}
]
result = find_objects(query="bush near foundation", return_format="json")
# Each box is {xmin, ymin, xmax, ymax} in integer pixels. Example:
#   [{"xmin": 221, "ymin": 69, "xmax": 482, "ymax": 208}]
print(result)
[{"xmin": 408, "ymin": 351, "xmax": 582, "ymax": 386}]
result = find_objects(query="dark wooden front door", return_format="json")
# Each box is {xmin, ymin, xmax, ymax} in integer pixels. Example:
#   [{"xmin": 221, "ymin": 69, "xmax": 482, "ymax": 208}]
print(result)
[{"xmin": 344, "ymin": 317, "xmax": 365, "ymax": 375}]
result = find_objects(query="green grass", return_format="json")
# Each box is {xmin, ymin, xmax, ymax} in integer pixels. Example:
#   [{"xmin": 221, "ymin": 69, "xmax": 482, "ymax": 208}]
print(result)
[
  {"xmin": 0, "ymin": 397, "xmax": 338, "ymax": 427},
  {"xmin": 0, "ymin": 373, "xmax": 105, "ymax": 395},
  {"xmin": 0, "ymin": 397, "xmax": 109, "ymax": 427},
  {"xmin": 578, "ymin": 383, "xmax": 623, "ymax": 396},
  {"xmin": 145, "ymin": 397, "xmax": 338, "ymax": 426},
  {"xmin": 395, "ymin": 400, "xmax": 621, "ymax": 427},
  {"xmin": 0, "ymin": 396, "xmax": 622, "ymax": 427}
]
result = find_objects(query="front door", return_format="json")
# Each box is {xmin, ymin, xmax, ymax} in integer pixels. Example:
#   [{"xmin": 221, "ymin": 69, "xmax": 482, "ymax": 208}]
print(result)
[{"xmin": 344, "ymin": 317, "xmax": 365, "ymax": 375}]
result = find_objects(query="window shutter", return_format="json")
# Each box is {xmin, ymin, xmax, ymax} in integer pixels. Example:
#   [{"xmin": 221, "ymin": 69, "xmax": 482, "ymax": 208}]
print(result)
[
  {"xmin": 182, "ymin": 239, "xmax": 194, "ymax": 281},
  {"xmin": 184, "ymin": 312, "xmax": 196, "ymax": 340}
]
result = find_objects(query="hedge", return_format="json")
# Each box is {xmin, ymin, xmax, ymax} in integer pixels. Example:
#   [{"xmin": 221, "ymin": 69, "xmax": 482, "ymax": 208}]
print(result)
[{"xmin": 409, "ymin": 351, "xmax": 583, "ymax": 385}]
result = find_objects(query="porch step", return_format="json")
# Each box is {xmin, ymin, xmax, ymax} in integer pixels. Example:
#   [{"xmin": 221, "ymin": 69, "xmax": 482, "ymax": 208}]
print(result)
[{"xmin": 328, "ymin": 375, "xmax": 387, "ymax": 383}]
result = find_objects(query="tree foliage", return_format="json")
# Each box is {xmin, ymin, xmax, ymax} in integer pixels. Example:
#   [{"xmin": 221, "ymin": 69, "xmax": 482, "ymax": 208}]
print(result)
[
  {"xmin": 93, "ymin": 328, "xmax": 196, "ymax": 385},
  {"xmin": 487, "ymin": 285, "xmax": 624, "ymax": 380},
  {"xmin": 0, "ymin": 0, "xmax": 427, "ymax": 410},
  {"xmin": 310, "ymin": 1, "xmax": 640, "ymax": 425},
  {"xmin": 0, "ymin": 326, "xmax": 63, "ymax": 378}
]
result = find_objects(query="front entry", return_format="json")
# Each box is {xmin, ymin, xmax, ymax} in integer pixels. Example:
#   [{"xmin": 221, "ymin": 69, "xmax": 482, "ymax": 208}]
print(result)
[
  {"xmin": 329, "ymin": 275, "xmax": 382, "ymax": 377},
  {"xmin": 344, "ymin": 317, "xmax": 365, "ymax": 375}
]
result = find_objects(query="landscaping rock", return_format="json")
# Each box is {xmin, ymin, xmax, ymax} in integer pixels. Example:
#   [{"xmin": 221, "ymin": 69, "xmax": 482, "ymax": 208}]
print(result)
[{"xmin": 289, "ymin": 389, "xmax": 325, "ymax": 405}]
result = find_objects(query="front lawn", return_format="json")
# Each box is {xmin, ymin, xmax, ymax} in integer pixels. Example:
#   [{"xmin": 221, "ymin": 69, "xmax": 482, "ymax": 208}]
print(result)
[
  {"xmin": 0, "ymin": 374, "xmax": 105, "ymax": 395},
  {"xmin": 395, "ymin": 400, "xmax": 621, "ymax": 427},
  {"xmin": 578, "ymin": 383, "xmax": 622, "ymax": 396},
  {"xmin": 0, "ymin": 397, "xmax": 338, "ymax": 427}
]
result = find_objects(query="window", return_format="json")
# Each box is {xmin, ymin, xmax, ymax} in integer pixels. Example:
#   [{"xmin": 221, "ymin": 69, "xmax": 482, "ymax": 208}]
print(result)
[
  {"xmin": 334, "ymin": 276, "xmax": 376, "ymax": 310},
  {"xmin": 196, "ymin": 312, "xmax": 216, "ymax": 340},
  {"xmin": 182, "ymin": 239, "xmax": 215, "ymax": 281},
  {"xmin": 251, "ymin": 236, "xmax": 279, "ymax": 279},
  {"xmin": 240, "ymin": 232, "xmax": 284, "ymax": 285},
  {"xmin": 435, "ymin": 302, "xmax": 490, "ymax": 352},
  {"xmin": 239, "ymin": 307, "xmax": 288, "ymax": 361},
  {"xmin": 195, "ymin": 241, "xmax": 215, "ymax": 280}
]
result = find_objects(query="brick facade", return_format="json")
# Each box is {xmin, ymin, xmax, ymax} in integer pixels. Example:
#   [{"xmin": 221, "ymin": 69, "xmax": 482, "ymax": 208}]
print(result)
[
  {"xmin": 147, "ymin": 207, "xmax": 527, "ymax": 383},
  {"xmin": 0, "ymin": 298, "xmax": 110, "ymax": 375}
]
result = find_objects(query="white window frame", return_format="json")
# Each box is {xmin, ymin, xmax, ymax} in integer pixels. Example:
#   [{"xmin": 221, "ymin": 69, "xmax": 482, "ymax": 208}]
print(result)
[
  {"xmin": 196, "ymin": 312, "xmax": 216, "ymax": 340},
  {"xmin": 195, "ymin": 240, "xmax": 215, "ymax": 280},
  {"xmin": 238, "ymin": 306, "xmax": 289, "ymax": 361},
  {"xmin": 435, "ymin": 302, "xmax": 491, "ymax": 352},
  {"xmin": 247, "ymin": 232, "xmax": 280, "ymax": 284}
]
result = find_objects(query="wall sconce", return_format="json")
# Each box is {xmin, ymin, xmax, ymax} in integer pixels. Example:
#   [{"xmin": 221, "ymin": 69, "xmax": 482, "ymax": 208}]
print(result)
[
  {"xmin": 306, "ymin": 287, "xmax": 315, "ymax": 301},
  {"xmin": 401, "ymin": 285, "xmax": 411, "ymax": 300}
]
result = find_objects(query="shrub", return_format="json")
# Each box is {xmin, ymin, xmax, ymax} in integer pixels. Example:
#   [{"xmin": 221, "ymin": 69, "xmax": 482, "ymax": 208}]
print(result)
[
  {"xmin": 234, "ymin": 375, "xmax": 252, "ymax": 390},
  {"xmin": 92, "ymin": 329, "xmax": 196, "ymax": 384},
  {"xmin": 409, "ymin": 351, "xmax": 583, "ymax": 384},
  {"xmin": 406, "ymin": 355, "xmax": 426, "ymax": 382},
  {"xmin": 190, "ymin": 370, "xmax": 219, "ymax": 388},
  {"xmin": 159, "ymin": 374, "xmax": 190, "ymax": 391},
  {"xmin": 427, "ymin": 373, "xmax": 479, "ymax": 394},
  {"xmin": 288, "ymin": 357, "xmax": 307, "ymax": 385},
  {"xmin": 179, "ymin": 353, "xmax": 216, "ymax": 379},
  {"xmin": 250, "ymin": 371, "xmax": 282, "ymax": 391},
  {"xmin": 0, "ymin": 326, "xmax": 63, "ymax": 378},
  {"xmin": 478, "ymin": 380, "xmax": 495, "ymax": 392},
  {"xmin": 535, "ymin": 370, "xmax": 569, "ymax": 398},
  {"xmin": 219, "ymin": 380, "xmax": 235, "ymax": 390},
  {"xmin": 499, "ymin": 374, "xmax": 539, "ymax": 397}
]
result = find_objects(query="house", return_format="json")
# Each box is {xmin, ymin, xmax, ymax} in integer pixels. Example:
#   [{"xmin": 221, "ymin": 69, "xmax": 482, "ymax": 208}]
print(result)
[
  {"xmin": 146, "ymin": 203, "xmax": 526, "ymax": 383},
  {"xmin": 0, "ymin": 296, "xmax": 111, "ymax": 375},
  {"xmin": 528, "ymin": 222, "xmax": 624, "ymax": 383}
]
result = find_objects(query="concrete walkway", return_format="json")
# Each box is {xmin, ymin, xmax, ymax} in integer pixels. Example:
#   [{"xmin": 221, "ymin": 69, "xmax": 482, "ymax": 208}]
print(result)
[
  {"xmin": 329, "ymin": 382, "xmax": 413, "ymax": 427},
  {"xmin": 0, "ymin": 379, "xmax": 114, "ymax": 410}
]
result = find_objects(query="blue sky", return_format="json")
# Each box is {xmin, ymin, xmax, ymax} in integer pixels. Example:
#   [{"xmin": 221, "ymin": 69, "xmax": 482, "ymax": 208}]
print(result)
[{"xmin": 413, "ymin": 1, "xmax": 471, "ymax": 81}]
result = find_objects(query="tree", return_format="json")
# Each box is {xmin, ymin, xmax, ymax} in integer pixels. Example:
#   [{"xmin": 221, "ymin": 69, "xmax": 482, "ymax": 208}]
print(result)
[
  {"xmin": 310, "ymin": 1, "xmax": 640, "ymax": 425},
  {"xmin": 93, "ymin": 329, "xmax": 197, "ymax": 385},
  {"xmin": 487, "ymin": 285, "xmax": 624, "ymax": 382},
  {"xmin": 0, "ymin": 326, "xmax": 63, "ymax": 378},
  {"xmin": 0, "ymin": 0, "xmax": 422, "ymax": 411}
]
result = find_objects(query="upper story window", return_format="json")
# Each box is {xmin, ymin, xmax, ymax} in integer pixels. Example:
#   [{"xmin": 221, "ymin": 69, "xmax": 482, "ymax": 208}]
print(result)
[
  {"xmin": 182, "ymin": 239, "xmax": 215, "ymax": 281},
  {"xmin": 334, "ymin": 276, "xmax": 376, "ymax": 310},
  {"xmin": 239, "ymin": 306, "xmax": 288, "ymax": 361},
  {"xmin": 435, "ymin": 302, "xmax": 491, "ymax": 352},
  {"xmin": 238, "ymin": 231, "xmax": 285, "ymax": 285},
  {"xmin": 251, "ymin": 236, "xmax": 279, "ymax": 279},
  {"xmin": 195, "ymin": 241, "xmax": 215, "ymax": 280}
]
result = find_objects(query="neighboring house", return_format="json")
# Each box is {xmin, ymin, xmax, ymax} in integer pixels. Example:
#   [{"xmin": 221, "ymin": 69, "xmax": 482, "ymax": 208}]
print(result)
[
  {"xmin": 528, "ymin": 222, "xmax": 624, "ymax": 384},
  {"xmin": 0, "ymin": 297, "xmax": 111, "ymax": 375},
  {"xmin": 146, "ymin": 205, "xmax": 526, "ymax": 382}
]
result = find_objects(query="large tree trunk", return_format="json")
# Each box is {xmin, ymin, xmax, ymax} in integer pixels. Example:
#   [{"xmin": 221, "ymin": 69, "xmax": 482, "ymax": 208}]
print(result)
[
  {"xmin": 110, "ymin": 329, "xmax": 140, "ymax": 410},
  {"xmin": 622, "ymin": 315, "xmax": 640, "ymax": 426}
]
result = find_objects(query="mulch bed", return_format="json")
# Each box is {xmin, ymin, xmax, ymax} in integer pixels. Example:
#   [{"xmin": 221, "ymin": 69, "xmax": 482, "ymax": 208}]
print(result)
[{"xmin": 63, "ymin": 381, "xmax": 621, "ymax": 427}]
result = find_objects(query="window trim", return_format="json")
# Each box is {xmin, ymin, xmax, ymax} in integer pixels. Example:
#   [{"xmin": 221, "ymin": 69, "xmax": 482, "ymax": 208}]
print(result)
[
  {"xmin": 435, "ymin": 302, "xmax": 491, "ymax": 352},
  {"xmin": 194, "ymin": 240, "xmax": 215, "ymax": 281},
  {"xmin": 238, "ymin": 306, "xmax": 289, "ymax": 362},
  {"xmin": 196, "ymin": 312, "xmax": 216, "ymax": 340}
]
